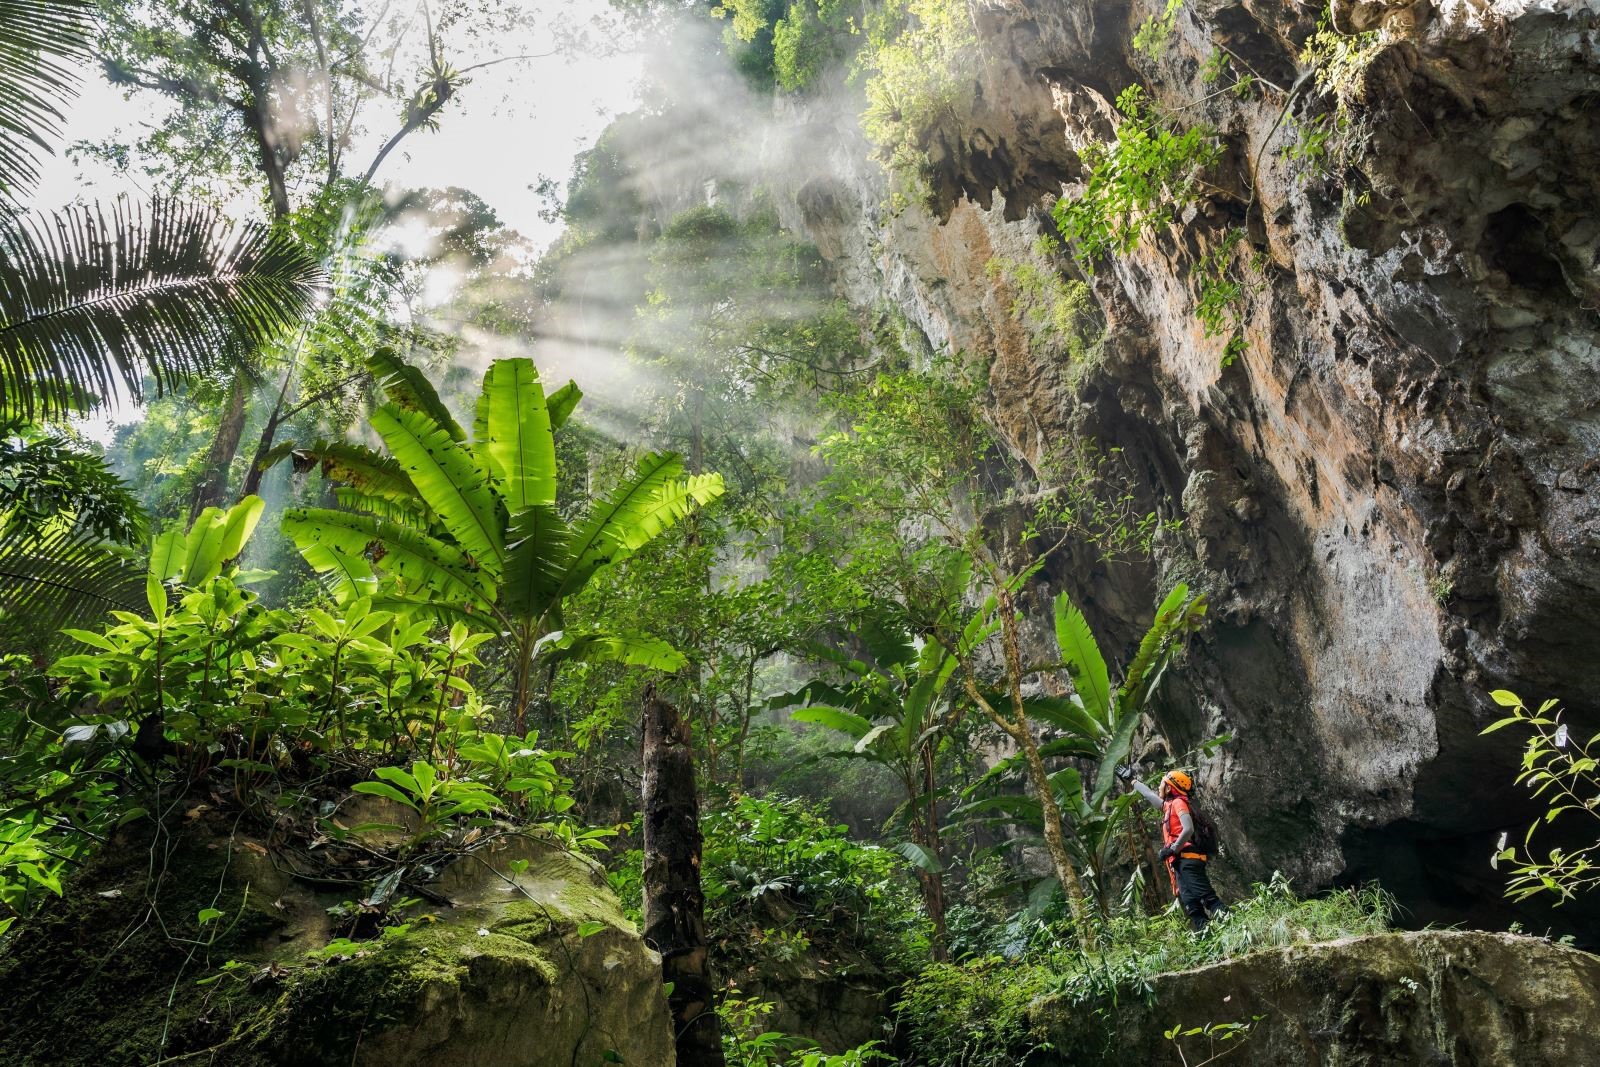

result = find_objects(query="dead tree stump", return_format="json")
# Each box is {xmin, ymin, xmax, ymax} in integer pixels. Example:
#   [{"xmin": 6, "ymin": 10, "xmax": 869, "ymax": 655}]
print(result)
[{"xmin": 641, "ymin": 684, "xmax": 724, "ymax": 1066}]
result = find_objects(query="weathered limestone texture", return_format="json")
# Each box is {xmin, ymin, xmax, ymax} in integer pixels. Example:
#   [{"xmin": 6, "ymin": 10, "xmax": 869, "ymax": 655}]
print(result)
[{"xmin": 778, "ymin": 0, "xmax": 1600, "ymax": 935}]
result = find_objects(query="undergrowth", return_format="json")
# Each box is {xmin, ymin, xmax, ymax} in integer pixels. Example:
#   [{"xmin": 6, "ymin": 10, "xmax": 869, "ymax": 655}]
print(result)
[{"xmin": 897, "ymin": 874, "xmax": 1393, "ymax": 1067}]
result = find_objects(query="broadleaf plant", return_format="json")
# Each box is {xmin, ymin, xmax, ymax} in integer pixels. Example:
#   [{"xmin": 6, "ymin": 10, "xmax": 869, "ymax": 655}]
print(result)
[{"xmin": 280, "ymin": 352, "xmax": 725, "ymax": 729}]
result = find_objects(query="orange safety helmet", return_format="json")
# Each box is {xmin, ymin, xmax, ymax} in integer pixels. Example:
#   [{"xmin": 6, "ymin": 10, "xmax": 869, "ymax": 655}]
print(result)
[{"xmin": 1160, "ymin": 769, "xmax": 1193, "ymax": 796}]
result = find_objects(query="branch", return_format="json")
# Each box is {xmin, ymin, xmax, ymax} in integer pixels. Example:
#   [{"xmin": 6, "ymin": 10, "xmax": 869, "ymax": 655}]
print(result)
[{"xmin": 457, "ymin": 51, "xmax": 557, "ymax": 76}]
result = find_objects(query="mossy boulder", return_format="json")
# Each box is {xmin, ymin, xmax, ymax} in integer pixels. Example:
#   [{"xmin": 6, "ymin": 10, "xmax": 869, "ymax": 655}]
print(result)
[
  {"xmin": 0, "ymin": 813, "xmax": 673, "ymax": 1067},
  {"xmin": 1033, "ymin": 930, "xmax": 1600, "ymax": 1066}
]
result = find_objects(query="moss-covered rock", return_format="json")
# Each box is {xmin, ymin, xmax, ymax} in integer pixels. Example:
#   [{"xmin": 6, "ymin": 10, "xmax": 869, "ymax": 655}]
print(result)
[
  {"xmin": 0, "ymin": 815, "xmax": 673, "ymax": 1067},
  {"xmin": 1033, "ymin": 930, "xmax": 1600, "ymax": 1066}
]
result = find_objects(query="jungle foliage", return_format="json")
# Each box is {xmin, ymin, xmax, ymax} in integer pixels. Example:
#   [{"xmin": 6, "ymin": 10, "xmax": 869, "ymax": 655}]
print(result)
[{"xmin": 0, "ymin": 3, "xmax": 1450, "ymax": 1065}]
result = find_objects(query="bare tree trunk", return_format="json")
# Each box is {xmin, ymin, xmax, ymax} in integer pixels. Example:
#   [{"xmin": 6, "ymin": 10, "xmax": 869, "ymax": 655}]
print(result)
[
  {"xmin": 189, "ymin": 376, "xmax": 250, "ymax": 517},
  {"xmin": 642, "ymin": 685, "xmax": 724, "ymax": 1067},
  {"xmin": 1017, "ymin": 721, "xmax": 1095, "ymax": 942},
  {"xmin": 917, "ymin": 747, "xmax": 950, "ymax": 961}
]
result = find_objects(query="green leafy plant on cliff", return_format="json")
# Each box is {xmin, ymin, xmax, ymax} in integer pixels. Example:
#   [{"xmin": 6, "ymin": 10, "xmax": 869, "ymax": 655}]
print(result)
[
  {"xmin": 1052, "ymin": 85, "xmax": 1222, "ymax": 269},
  {"xmin": 984, "ymin": 256, "xmax": 1104, "ymax": 363},
  {"xmin": 1133, "ymin": 0, "xmax": 1184, "ymax": 61},
  {"xmin": 1192, "ymin": 230, "xmax": 1265, "ymax": 367},
  {"xmin": 1165, "ymin": 1016, "xmax": 1262, "ymax": 1067},
  {"xmin": 1483, "ymin": 690, "xmax": 1600, "ymax": 904},
  {"xmin": 714, "ymin": 0, "xmax": 859, "ymax": 91},
  {"xmin": 858, "ymin": 0, "xmax": 980, "ymax": 185}
]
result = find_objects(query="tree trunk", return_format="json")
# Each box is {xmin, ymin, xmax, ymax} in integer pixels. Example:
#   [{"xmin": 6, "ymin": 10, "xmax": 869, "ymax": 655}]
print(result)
[
  {"xmin": 1017, "ymin": 721, "xmax": 1096, "ymax": 946},
  {"xmin": 918, "ymin": 747, "xmax": 950, "ymax": 961},
  {"xmin": 994, "ymin": 585, "xmax": 1097, "ymax": 947},
  {"xmin": 188, "ymin": 375, "xmax": 250, "ymax": 518},
  {"xmin": 642, "ymin": 685, "xmax": 724, "ymax": 1067}
]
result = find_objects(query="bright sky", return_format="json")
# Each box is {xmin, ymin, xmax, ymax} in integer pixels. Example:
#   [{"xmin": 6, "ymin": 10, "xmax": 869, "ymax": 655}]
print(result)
[
  {"xmin": 31, "ymin": 2, "xmax": 647, "ymax": 442},
  {"xmin": 32, "ymin": 0, "xmax": 646, "ymax": 250}
]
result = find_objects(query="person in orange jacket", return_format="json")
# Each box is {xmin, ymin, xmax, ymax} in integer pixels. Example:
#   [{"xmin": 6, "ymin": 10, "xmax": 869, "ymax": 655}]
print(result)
[{"xmin": 1118, "ymin": 766, "xmax": 1225, "ymax": 930}]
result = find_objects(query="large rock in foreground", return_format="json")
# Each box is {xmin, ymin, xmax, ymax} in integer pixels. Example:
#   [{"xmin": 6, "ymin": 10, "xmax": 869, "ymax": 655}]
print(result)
[
  {"xmin": 1036, "ymin": 930, "xmax": 1600, "ymax": 1066},
  {"xmin": 0, "ymin": 813, "xmax": 673, "ymax": 1067}
]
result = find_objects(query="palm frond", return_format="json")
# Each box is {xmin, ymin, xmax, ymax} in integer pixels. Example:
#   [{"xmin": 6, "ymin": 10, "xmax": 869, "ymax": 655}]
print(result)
[
  {"xmin": 0, "ymin": 0, "xmax": 96, "ymax": 202},
  {"xmin": 0, "ymin": 523, "xmax": 142, "ymax": 644},
  {"xmin": 0, "ymin": 199, "xmax": 326, "ymax": 421}
]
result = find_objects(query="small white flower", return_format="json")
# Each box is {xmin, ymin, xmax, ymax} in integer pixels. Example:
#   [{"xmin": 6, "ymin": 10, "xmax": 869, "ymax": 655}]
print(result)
[{"xmin": 477, "ymin": 928, "xmax": 490, "ymax": 937}]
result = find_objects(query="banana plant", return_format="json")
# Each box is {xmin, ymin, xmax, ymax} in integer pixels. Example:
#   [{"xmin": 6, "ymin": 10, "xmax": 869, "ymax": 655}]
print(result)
[
  {"xmin": 953, "ymin": 583, "xmax": 1207, "ymax": 919},
  {"xmin": 278, "ymin": 350, "xmax": 725, "ymax": 731},
  {"xmin": 780, "ymin": 621, "xmax": 965, "ymax": 959}
]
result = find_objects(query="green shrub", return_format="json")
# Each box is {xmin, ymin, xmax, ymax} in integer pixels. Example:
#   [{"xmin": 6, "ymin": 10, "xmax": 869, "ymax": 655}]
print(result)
[
  {"xmin": 704, "ymin": 793, "xmax": 930, "ymax": 966},
  {"xmin": 609, "ymin": 793, "xmax": 931, "ymax": 969},
  {"xmin": 1052, "ymin": 85, "xmax": 1222, "ymax": 268},
  {"xmin": 716, "ymin": 0, "xmax": 858, "ymax": 92},
  {"xmin": 858, "ymin": 0, "xmax": 979, "ymax": 182},
  {"xmin": 1483, "ymin": 690, "xmax": 1600, "ymax": 904}
]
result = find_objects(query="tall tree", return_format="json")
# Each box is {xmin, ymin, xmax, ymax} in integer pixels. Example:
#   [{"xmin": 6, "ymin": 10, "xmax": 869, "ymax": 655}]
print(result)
[{"xmin": 92, "ymin": 0, "xmax": 558, "ymax": 513}]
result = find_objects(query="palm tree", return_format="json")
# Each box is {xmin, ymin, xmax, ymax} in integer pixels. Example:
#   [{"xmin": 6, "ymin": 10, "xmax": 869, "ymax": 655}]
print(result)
[
  {"xmin": 951, "ymin": 584, "xmax": 1208, "ymax": 929},
  {"xmin": 782, "ymin": 624, "xmax": 964, "ymax": 959},
  {"xmin": 280, "ymin": 351, "xmax": 725, "ymax": 731}
]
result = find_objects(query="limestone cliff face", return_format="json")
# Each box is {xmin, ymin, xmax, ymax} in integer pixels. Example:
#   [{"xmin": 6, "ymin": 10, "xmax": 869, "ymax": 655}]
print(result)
[{"xmin": 774, "ymin": 0, "xmax": 1600, "ymax": 934}]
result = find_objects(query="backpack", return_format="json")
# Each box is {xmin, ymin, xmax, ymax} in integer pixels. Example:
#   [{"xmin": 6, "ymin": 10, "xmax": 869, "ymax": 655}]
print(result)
[{"xmin": 1189, "ymin": 801, "xmax": 1221, "ymax": 856}]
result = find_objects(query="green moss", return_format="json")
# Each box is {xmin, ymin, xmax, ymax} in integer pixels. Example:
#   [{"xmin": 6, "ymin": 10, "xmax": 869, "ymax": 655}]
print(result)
[
  {"xmin": 249, "ymin": 898, "xmax": 583, "ymax": 1062},
  {"xmin": 0, "ymin": 821, "xmax": 287, "ymax": 1067},
  {"xmin": 0, "ymin": 817, "xmax": 632, "ymax": 1067}
]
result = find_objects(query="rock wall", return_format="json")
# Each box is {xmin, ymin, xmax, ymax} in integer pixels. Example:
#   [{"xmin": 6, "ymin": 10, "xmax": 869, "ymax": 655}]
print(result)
[
  {"xmin": 768, "ymin": 0, "xmax": 1600, "ymax": 937},
  {"xmin": 1034, "ymin": 930, "xmax": 1600, "ymax": 1066}
]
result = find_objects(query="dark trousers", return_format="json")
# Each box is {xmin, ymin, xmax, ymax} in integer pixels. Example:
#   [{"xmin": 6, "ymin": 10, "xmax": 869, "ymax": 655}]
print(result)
[{"xmin": 1174, "ymin": 858, "xmax": 1224, "ymax": 930}]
